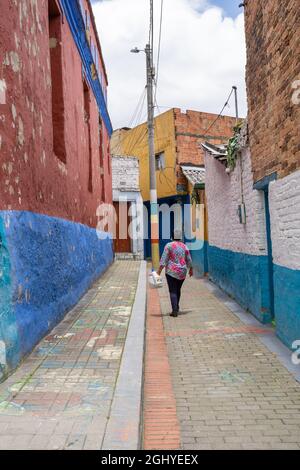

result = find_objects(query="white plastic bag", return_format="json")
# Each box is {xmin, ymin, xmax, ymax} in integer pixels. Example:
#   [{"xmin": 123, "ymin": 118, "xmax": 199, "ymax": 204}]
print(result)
[{"xmin": 148, "ymin": 271, "xmax": 163, "ymax": 288}]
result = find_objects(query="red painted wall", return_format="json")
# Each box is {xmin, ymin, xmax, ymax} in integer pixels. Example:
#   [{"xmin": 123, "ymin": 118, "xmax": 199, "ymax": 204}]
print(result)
[{"xmin": 0, "ymin": 0, "xmax": 112, "ymax": 228}]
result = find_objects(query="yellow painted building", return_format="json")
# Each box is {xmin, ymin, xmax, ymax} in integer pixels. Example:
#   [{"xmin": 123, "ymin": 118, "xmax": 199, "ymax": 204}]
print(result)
[
  {"xmin": 111, "ymin": 109, "xmax": 177, "ymax": 202},
  {"xmin": 111, "ymin": 107, "xmax": 235, "ymax": 268}
]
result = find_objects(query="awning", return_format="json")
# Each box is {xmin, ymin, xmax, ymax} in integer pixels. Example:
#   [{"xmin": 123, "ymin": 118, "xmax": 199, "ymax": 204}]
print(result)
[{"xmin": 181, "ymin": 165, "xmax": 206, "ymax": 187}]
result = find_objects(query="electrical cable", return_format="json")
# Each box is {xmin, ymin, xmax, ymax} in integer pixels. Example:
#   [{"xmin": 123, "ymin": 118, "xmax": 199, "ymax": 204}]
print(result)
[
  {"xmin": 201, "ymin": 88, "xmax": 234, "ymax": 138},
  {"xmin": 154, "ymin": 0, "xmax": 164, "ymax": 105}
]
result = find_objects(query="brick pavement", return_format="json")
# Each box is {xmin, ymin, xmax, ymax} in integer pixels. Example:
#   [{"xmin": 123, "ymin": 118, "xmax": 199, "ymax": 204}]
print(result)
[
  {"xmin": 143, "ymin": 285, "xmax": 181, "ymax": 450},
  {"xmin": 144, "ymin": 274, "xmax": 300, "ymax": 450},
  {"xmin": 0, "ymin": 261, "xmax": 140, "ymax": 450}
]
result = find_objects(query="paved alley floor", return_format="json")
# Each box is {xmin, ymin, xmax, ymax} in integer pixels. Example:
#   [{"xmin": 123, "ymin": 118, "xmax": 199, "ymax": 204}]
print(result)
[
  {"xmin": 144, "ymin": 275, "xmax": 300, "ymax": 450},
  {"xmin": 0, "ymin": 261, "xmax": 140, "ymax": 450}
]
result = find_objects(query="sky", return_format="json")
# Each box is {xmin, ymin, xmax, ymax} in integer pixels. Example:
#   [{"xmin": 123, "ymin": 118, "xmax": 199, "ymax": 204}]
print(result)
[{"xmin": 91, "ymin": 0, "xmax": 247, "ymax": 130}]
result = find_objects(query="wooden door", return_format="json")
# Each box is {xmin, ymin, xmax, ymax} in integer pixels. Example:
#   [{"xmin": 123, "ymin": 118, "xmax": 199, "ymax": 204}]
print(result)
[{"xmin": 113, "ymin": 201, "xmax": 132, "ymax": 253}]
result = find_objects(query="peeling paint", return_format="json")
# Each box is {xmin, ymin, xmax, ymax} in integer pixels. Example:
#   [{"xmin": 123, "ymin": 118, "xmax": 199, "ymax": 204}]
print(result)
[
  {"xmin": 0, "ymin": 341, "xmax": 7, "ymax": 377},
  {"xmin": 17, "ymin": 116, "xmax": 24, "ymax": 146},
  {"xmin": 11, "ymin": 104, "xmax": 17, "ymax": 122},
  {"xmin": 41, "ymin": 150, "xmax": 46, "ymax": 166},
  {"xmin": 0, "ymin": 79, "xmax": 6, "ymax": 105},
  {"xmin": 9, "ymin": 51, "xmax": 21, "ymax": 73}
]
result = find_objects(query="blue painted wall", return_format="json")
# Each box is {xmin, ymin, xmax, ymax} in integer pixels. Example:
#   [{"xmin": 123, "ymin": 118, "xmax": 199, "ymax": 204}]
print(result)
[
  {"xmin": 191, "ymin": 241, "xmax": 208, "ymax": 278},
  {"xmin": 207, "ymin": 244, "xmax": 273, "ymax": 324},
  {"xmin": 273, "ymin": 264, "xmax": 300, "ymax": 349},
  {"xmin": 144, "ymin": 196, "xmax": 188, "ymax": 259},
  {"xmin": 60, "ymin": 0, "xmax": 113, "ymax": 136},
  {"xmin": 0, "ymin": 211, "xmax": 113, "ymax": 378}
]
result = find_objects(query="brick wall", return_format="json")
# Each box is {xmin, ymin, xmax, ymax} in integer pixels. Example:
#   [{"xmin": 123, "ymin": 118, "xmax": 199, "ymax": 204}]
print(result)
[
  {"xmin": 204, "ymin": 147, "xmax": 272, "ymax": 322},
  {"xmin": 174, "ymin": 108, "xmax": 236, "ymax": 166},
  {"xmin": 174, "ymin": 109, "xmax": 237, "ymax": 192},
  {"xmin": 112, "ymin": 156, "xmax": 140, "ymax": 192},
  {"xmin": 244, "ymin": 0, "xmax": 300, "ymax": 182},
  {"xmin": 269, "ymin": 169, "xmax": 300, "ymax": 271},
  {"xmin": 205, "ymin": 147, "xmax": 267, "ymax": 256}
]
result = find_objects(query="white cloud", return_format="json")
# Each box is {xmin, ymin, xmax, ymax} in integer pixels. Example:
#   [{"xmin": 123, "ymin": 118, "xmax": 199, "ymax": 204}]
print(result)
[{"xmin": 92, "ymin": 0, "xmax": 247, "ymax": 130}]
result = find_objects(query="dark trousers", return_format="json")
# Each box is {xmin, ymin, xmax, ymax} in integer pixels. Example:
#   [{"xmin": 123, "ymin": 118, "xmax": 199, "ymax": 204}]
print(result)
[{"xmin": 166, "ymin": 274, "xmax": 185, "ymax": 313}]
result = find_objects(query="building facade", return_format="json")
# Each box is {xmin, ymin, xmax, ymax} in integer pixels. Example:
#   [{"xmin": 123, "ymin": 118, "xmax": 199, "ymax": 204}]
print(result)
[
  {"xmin": 112, "ymin": 156, "xmax": 144, "ymax": 259},
  {"xmin": 111, "ymin": 108, "xmax": 236, "ymax": 261},
  {"xmin": 245, "ymin": 0, "xmax": 300, "ymax": 348},
  {"xmin": 203, "ymin": 0, "xmax": 300, "ymax": 349},
  {"xmin": 203, "ymin": 126, "xmax": 273, "ymax": 324},
  {"xmin": 0, "ymin": 0, "xmax": 113, "ymax": 378}
]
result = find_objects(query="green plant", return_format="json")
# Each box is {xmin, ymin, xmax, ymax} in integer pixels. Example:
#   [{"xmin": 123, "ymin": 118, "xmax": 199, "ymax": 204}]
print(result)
[
  {"xmin": 191, "ymin": 188, "xmax": 201, "ymax": 205},
  {"xmin": 226, "ymin": 121, "xmax": 243, "ymax": 171}
]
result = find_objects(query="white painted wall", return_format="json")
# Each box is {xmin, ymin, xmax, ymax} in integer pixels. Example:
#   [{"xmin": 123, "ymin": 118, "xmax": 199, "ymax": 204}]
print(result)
[
  {"xmin": 269, "ymin": 169, "xmax": 300, "ymax": 270},
  {"xmin": 112, "ymin": 156, "xmax": 139, "ymax": 192},
  {"xmin": 205, "ymin": 147, "xmax": 267, "ymax": 256}
]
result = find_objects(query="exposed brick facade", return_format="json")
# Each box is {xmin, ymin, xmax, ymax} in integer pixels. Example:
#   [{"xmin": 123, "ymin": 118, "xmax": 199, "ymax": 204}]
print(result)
[
  {"xmin": 174, "ymin": 109, "xmax": 237, "ymax": 189},
  {"xmin": 244, "ymin": 0, "xmax": 300, "ymax": 182},
  {"xmin": 174, "ymin": 108, "xmax": 237, "ymax": 166}
]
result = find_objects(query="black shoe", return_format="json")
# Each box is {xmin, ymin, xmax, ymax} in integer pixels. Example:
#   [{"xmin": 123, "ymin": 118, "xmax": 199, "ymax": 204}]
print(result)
[{"xmin": 170, "ymin": 312, "xmax": 178, "ymax": 317}]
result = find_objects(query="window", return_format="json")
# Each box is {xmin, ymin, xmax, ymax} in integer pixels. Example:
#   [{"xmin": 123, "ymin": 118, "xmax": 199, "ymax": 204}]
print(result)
[
  {"xmin": 48, "ymin": 0, "xmax": 66, "ymax": 163},
  {"xmin": 84, "ymin": 80, "xmax": 93, "ymax": 193},
  {"xmin": 155, "ymin": 152, "xmax": 165, "ymax": 171}
]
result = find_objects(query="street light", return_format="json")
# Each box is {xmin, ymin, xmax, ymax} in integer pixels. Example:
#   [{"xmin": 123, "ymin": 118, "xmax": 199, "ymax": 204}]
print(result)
[{"xmin": 130, "ymin": 44, "xmax": 160, "ymax": 270}]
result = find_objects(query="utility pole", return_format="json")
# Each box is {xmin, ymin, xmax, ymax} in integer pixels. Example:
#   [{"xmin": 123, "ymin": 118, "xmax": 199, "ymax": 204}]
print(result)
[
  {"xmin": 131, "ymin": 0, "xmax": 160, "ymax": 270},
  {"xmin": 145, "ymin": 42, "xmax": 160, "ymax": 270}
]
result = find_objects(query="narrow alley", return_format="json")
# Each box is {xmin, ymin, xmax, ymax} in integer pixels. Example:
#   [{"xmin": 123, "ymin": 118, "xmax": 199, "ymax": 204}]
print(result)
[
  {"xmin": 144, "ymin": 274, "xmax": 300, "ymax": 450},
  {"xmin": 0, "ymin": 260, "xmax": 299, "ymax": 450},
  {"xmin": 0, "ymin": 0, "xmax": 299, "ymax": 457}
]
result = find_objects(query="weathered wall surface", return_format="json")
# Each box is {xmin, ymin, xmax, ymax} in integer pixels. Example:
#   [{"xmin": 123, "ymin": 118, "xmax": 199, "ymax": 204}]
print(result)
[
  {"xmin": 174, "ymin": 109, "xmax": 236, "ymax": 166},
  {"xmin": 204, "ymin": 148, "xmax": 272, "ymax": 323},
  {"xmin": 111, "ymin": 109, "xmax": 177, "ymax": 202},
  {"xmin": 0, "ymin": 0, "xmax": 113, "ymax": 378},
  {"xmin": 112, "ymin": 156, "xmax": 140, "ymax": 192},
  {"xmin": 0, "ymin": 211, "xmax": 113, "ymax": 379},
  {"xmin": 0, "ymin": 0, "xmax": 112, "ymax": 226},
  {"xmin": 269, "ymin": 170, "xmax": 300, "ymax": 347},
  {"xmin": 174, "ymin": 109, "xmax": 237, "ymax": 191},
  {"xmin": 244, "ymin": 0, "xmax": 300, "ymax": 182},
  {"xmin": 244, "ymin": 0, "xmax": 300, "ymax": 348}
]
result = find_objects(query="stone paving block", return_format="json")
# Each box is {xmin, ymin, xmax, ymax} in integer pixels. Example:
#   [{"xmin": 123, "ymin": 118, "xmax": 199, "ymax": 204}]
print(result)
[
  {"xmin": 153, "ymin": 275, "xmax": 300, "ymax": 450},
  {"xmin": 0, "ymin": 261, "xmax": 141, "ymax": 450}
]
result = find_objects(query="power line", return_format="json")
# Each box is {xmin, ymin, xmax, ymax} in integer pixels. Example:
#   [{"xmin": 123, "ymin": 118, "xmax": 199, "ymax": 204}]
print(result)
[
  {"xmin": 113, "ymin": 87, "xmax": 147, "ymax": 155},
  {"xmin": 154, "ymin": 0, "xmax": 164, "ymax": 104},
  {"xmin": 124, "ymin": 92, "xmax": 147, "ymax": 154},
  {"xmin": 201, "ymin": 88, "xmax": 235, "ymax": 138}
]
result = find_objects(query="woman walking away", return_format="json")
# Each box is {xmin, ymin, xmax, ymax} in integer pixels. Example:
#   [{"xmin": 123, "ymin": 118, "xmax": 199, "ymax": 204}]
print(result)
[{"xmin": 157, "ymin": 230, "xmax": 193, "ymax": 317}]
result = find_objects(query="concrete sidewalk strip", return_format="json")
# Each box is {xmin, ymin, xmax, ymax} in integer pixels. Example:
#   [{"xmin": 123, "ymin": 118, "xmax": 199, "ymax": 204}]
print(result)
[
  {"xmin": 0, "ymin": 261, "xmax": 141, "ymax": 450},
  {"xmin": 156, "ymin": 275, "xmax": 300, "ymax": 450},
  {"xmin": 102, "ymin": 261, "xmax": 147, "ymax": 450}
]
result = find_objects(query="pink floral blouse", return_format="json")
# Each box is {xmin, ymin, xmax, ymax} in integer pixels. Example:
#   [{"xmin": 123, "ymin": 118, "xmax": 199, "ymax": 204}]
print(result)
[{"xmin": 160, "ymin": 241, "xmax": 193, "ymax": 280}]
